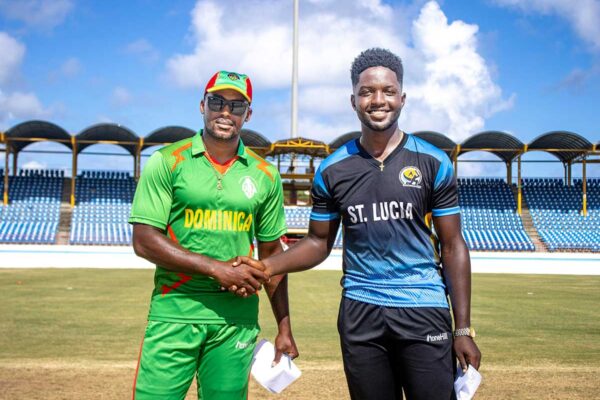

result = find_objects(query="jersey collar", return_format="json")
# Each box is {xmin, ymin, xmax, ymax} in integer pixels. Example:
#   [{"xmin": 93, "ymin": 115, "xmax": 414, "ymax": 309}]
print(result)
[
  {"xmin": 191, "ymin": 130, "xmax": 248, "ymax": 161},
  {"xmin": 355, "ymin": 130, "xmax": 408, "ymax": 168}
]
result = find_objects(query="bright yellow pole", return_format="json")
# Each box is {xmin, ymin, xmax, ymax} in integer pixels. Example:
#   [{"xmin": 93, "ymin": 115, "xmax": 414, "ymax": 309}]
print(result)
[
  {"xmin": 3, "ymin": 142, "xmax": 9, "ymax": 205},
  {"xmin": 453, "ymin": 144, "xmax": 460, "ymax": 178},
  {"xmin": 582, "ymin": 157, "xmax": 587, "ymax": 217},
  {"xmin": 136, "ymin": 138, "xmax": 144, "ymax": 180},
  {"xmin": 517, "ymin": 154, "xmax": 522, "ymax": 215},
  {"xmin": 71, "ymin": 137, "xmax": 77, "ymax": 207}
]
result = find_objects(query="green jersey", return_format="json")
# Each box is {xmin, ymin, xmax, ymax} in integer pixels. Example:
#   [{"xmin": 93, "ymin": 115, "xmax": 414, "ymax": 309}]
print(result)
[{"xmin": 129, "ymin": 131, "xmax": 287, "ymax": 324}]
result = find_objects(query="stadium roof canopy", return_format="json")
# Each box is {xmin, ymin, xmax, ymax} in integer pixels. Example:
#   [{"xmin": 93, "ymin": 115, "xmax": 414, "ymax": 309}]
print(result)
[
  {"xmin": 142, "ymin": 126, "xmax": 195, "ymax": 150},
  {"xmin": 527, "ymin": 131, "xmax": 594, "ymax": 163},
  {"xmin": 76, "ymin": 123, "xmax": 139, "ymax": 155},
  {"xmin": 241, "ymin": 129, "xmax": 271, "ymax": 148},
  {"xmin": 412, "ymin": 131, "xmax": 456, "ymax": 157},
  {"xmin": 3, "ymin": 120, "xmax": 599, "ymax": 165},
  {"xmin": 4, "ymin": 120, "xmax": 72, "ymax": 153},
  {"xmin": 329, "ymin": 131, "xmax": 361, "ymax": 149},
  {"xmin": 460, "ymin": 131, "xmax": 524, "ymax": 163},
  {"xmin": 269, "ymin": 137, "xmax": 329, "ymax": 158}
]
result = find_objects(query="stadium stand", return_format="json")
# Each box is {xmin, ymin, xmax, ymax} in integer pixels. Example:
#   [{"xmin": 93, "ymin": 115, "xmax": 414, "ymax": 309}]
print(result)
[
  {"xmin": 69, "ymin": 171, "xmax": 135, "ymax": 245},
  {"xmin": 458, "ymin": 178, "xmax": 535, "ymax": 251},
  {"xmin": 282, "ymin": 179, "xmax": 540, "ymax": 252},
  {"xmin": 524, "ymin": 178, "xmax": 600, "ymax": 252},
  {"xmin": 2, "ymin": 168, "xmax": 598, "ymax": 253},
  {"xmin": 284, "ymin": 206, "xmax": 311, "ymax": 229},
  {"xmin": 0, "ymin": 169, "xmax": 62, "ymax": 244},
  {"xmin": 283, "ymin": 206, "xmax": 346, "ymax": 249},
  {"xmin": 2, "ymin": 168, "xmax": 599, "ymax": 252}
]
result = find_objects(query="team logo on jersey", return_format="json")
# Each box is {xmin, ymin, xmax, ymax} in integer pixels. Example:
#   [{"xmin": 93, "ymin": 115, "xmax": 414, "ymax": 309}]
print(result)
[
  {"xmin": 228, "ymin": 72, "xmax": 240, "ymax": 81},
  {"xmin": 400, "ymin": 166, "xmax": 422, "ymax": 188},
  {"xmin": 241, "ymin": 176, "xmax": 257, "ymax": 199}
]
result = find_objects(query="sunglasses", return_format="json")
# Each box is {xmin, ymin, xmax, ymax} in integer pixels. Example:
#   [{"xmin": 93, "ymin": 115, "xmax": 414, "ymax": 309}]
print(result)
[{"xmin": 206, "ymin": 95, "xmax": 249, "ymax": 116}]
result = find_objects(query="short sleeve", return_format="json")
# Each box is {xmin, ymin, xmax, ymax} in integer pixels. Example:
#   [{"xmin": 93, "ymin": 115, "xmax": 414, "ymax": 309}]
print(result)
[
  {"xmin": 129, "ymin": 151, "xmax": 173, "ymax": 230},
  {"xmin": 431, "ymin": 154, "xmax": 460, "ymax": 217},
  {"xmin": 310, "ymin": 166, "xmax": 340, "ymax": 221},
  {"xmin": 255, "ymin": 172, "xmax": 287, "ymax": 242}
]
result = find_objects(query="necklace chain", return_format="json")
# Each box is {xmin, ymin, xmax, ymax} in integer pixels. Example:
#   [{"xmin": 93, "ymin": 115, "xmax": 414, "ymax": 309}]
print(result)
[
  {"xmin": 211, "ymin": 165, "xmax": 233, "ymax": 190},
  {"xmin": 208, "ymin": 157, "xmax": 236, "ymax": 190},
  {"xmin": 203, "ymin": 137, "xmax": 237, "ymax": 190}
]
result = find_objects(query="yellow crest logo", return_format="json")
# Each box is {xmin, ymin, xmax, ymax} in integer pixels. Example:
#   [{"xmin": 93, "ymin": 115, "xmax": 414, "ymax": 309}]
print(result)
[
  {"xmin": 227, "ymin": 73, "xmax": 240, "ymax": 81},
  {"xmin": 400, "ymin": 166, "xmax": 422, "ymax": 188}
]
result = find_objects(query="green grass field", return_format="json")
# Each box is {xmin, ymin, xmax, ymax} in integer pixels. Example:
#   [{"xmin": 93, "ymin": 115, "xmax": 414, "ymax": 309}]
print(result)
[{"xmin": 1, "ymin": 269, "xmax": 599, "ymax": 399}]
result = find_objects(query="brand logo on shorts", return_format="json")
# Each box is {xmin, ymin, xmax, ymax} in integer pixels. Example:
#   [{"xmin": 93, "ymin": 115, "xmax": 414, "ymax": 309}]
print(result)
[
  {"xmin": 235, "ymin": 340, "xmax": 250, "ymax": 349},
  {"xmin": 426, "ymin": 332, "xmax": 449, "ymax": 342},
  {"xmin": 241, "ymin": 176, "xmax": 257, "ymax": 199},
  {"xmin": 400, "ymin": 166, "xmax": 422, "ymax": 188}
]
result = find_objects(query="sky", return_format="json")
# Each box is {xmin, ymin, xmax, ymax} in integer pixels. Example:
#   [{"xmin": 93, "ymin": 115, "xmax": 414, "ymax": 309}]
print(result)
[{"xmin": 0, "ymin": 0, "xmax": 599, "ymax": 178}]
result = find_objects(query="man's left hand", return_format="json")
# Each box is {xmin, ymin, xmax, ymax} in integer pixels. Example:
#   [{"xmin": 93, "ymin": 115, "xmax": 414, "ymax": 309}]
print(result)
[
  {"xmin": 454, "ymin": 336, "xmax": 481, "ymax": 372},
  {"xmin": 272, "ymin": 329, "xmax": 299, "ymax": 366}
]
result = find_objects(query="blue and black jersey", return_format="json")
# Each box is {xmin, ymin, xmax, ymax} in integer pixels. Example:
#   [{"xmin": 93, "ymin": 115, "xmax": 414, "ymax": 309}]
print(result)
[{"xmin": 311, "ymin": 133, "xmax": 460, "ymax": 308}]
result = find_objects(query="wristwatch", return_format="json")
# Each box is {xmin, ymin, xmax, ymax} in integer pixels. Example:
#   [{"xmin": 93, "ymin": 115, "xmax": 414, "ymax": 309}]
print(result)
[{"xmin": 453, "ymin": 327, "xmax": 476, "ymax": 338}]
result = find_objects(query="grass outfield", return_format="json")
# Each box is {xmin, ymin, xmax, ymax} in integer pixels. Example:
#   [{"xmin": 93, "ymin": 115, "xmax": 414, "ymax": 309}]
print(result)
[{"xmin": 1, "ymin": 269, "xmax": 599, "ymax": 399}]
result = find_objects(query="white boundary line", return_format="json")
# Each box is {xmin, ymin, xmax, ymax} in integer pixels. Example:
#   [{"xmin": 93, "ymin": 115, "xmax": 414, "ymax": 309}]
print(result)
[{"xmin": 0, "ymin": 245, "xmax": 599, "ymax": 275}]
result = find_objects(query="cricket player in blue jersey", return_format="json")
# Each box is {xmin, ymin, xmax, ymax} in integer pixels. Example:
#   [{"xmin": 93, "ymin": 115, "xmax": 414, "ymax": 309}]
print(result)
[{"xmin": 236, "ymin": 48, "xmax": 481, "ymax": 400}]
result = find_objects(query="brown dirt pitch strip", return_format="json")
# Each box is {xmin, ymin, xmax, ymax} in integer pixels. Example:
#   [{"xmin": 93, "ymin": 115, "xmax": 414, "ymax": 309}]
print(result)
[{"xmin": 1, "ymin": 361, "xmax": 599, "ymax": 399}]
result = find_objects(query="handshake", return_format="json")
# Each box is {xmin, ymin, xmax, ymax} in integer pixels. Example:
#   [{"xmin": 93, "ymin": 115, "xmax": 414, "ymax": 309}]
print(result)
[{"xmin": 214, "ymin": 256, "xmax": 271, "ymax": 298}]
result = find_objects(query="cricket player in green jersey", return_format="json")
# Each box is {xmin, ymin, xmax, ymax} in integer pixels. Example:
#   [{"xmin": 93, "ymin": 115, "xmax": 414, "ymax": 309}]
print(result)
[{"xmin": 129, "ymin": 70, "xmax": 298, "ymax": 399}]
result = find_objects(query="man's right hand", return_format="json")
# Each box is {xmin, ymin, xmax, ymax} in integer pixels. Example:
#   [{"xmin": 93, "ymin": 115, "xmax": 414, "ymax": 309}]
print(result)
[
  {"xmin": 227, "ymin": 257, "xmax": 271, "ymax": 297},
  {"xmin": 234, "ymin": 256, "xmax": 270, "ymax": 277},
  {"xmin": 211, "ymin": 258, "xmax": 268, "ymax": 296}
]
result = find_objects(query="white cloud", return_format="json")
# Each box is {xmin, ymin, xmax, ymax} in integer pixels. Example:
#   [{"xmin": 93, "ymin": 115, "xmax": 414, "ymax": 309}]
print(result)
[
  {"xmin": 166, "ymin": 0, "xmax": 406, "ymax": 90},
  {"xmin": 493, "ymin": 0, "xmax": 600, "ymax": 51},
  {"xmin": 298, "ymin": 115, "xmax": 358, "ymax": 143},
  {"xmin": 0, "ymin": 32, "xmax": 51, "ymax": 127},
  {"xmin": 405, "ymin": 1, "xmax": 514, "ymax": 141},
  {"xmin": 0, "ymin": 0, "xmax": 74, "ymax": 31},
  {"xmin": 0, "ymin": 32, "xmax": 25, "ymax": 85},
  {"xmin": 22, "ymin": 160, "xmax": 47, "ymax": 169},
  {"xmin": 110, "ymin": 87, "xmax": 133, "ymax": 107},
  {"xmin": 97, "ymin": 115, "xmax": 113, "ymax": 123},
  {"xmin": 167, "ymin": 0, "xmax": 511, "ymax": 142},
  {"xmin": 124, "ymin": 39, "xmax": 160, "ymax": 64},
  {"xmin": 0, "ymin": 90, "xmax": 49, "ymax": 122},
  {"xmin": 60, "ymin": 57, "xmax": 81, "ymax": 77},
  {"xmin": 299, "ymin": 86, "xmax": 352, "ymax": 114},
  {"xmin": 456, "ymin": 162, "xmax": 487, "ymax": 177},
  {"xmin": 49, "ymin": 56, "xmax": 82, "ymax": 82}
]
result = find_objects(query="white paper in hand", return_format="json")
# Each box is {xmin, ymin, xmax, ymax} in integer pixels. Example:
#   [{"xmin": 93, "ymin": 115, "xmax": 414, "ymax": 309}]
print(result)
[
  {"xmin": 250, "ymin": 339, "xmax": 301, "ymax": 394},
  {"xmin": 454, "ymin": 365, "xmax": 482, "ymax": 400}
]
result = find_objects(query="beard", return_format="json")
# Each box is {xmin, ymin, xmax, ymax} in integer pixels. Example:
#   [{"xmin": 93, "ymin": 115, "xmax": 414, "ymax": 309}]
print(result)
[
  {"xmin": 357, "ymin": 108, "xmax": 401, "ymax": 132},
  {"xmin": 204, "ymin": 120, "xmax": 239, "ymax": 142}
]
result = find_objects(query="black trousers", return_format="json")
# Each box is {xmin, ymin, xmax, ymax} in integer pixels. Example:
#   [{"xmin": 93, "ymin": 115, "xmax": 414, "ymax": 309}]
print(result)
[{"xmin": 338, "ymin": 297, "xmax": 456, "ymax": 400}]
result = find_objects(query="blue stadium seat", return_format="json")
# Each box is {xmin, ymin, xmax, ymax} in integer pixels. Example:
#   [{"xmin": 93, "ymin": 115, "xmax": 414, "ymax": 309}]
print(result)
[
  {"xmin": 524, "ymin": 178, "xmax": 600, "ymax": 252},
  {"xmin": 458, "ymin": 178, "xmax": 535, "ymax": 251},
  {"xmin": 284, "ymin": 206, "xmax": 312, "ymax": 229},
  {"xmin": 0, "ymin": 169, "xmax": 61, "ymax": 244},
  {"xmin": 69, "ymin": 171, "xmax": 135, "ymax": 245}
]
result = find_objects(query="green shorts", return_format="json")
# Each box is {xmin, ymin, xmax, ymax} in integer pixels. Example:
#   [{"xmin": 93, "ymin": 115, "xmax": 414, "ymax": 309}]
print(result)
[{"xmin": 133, "ymin": 320, "xmax": 260, "ymax": 400}]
